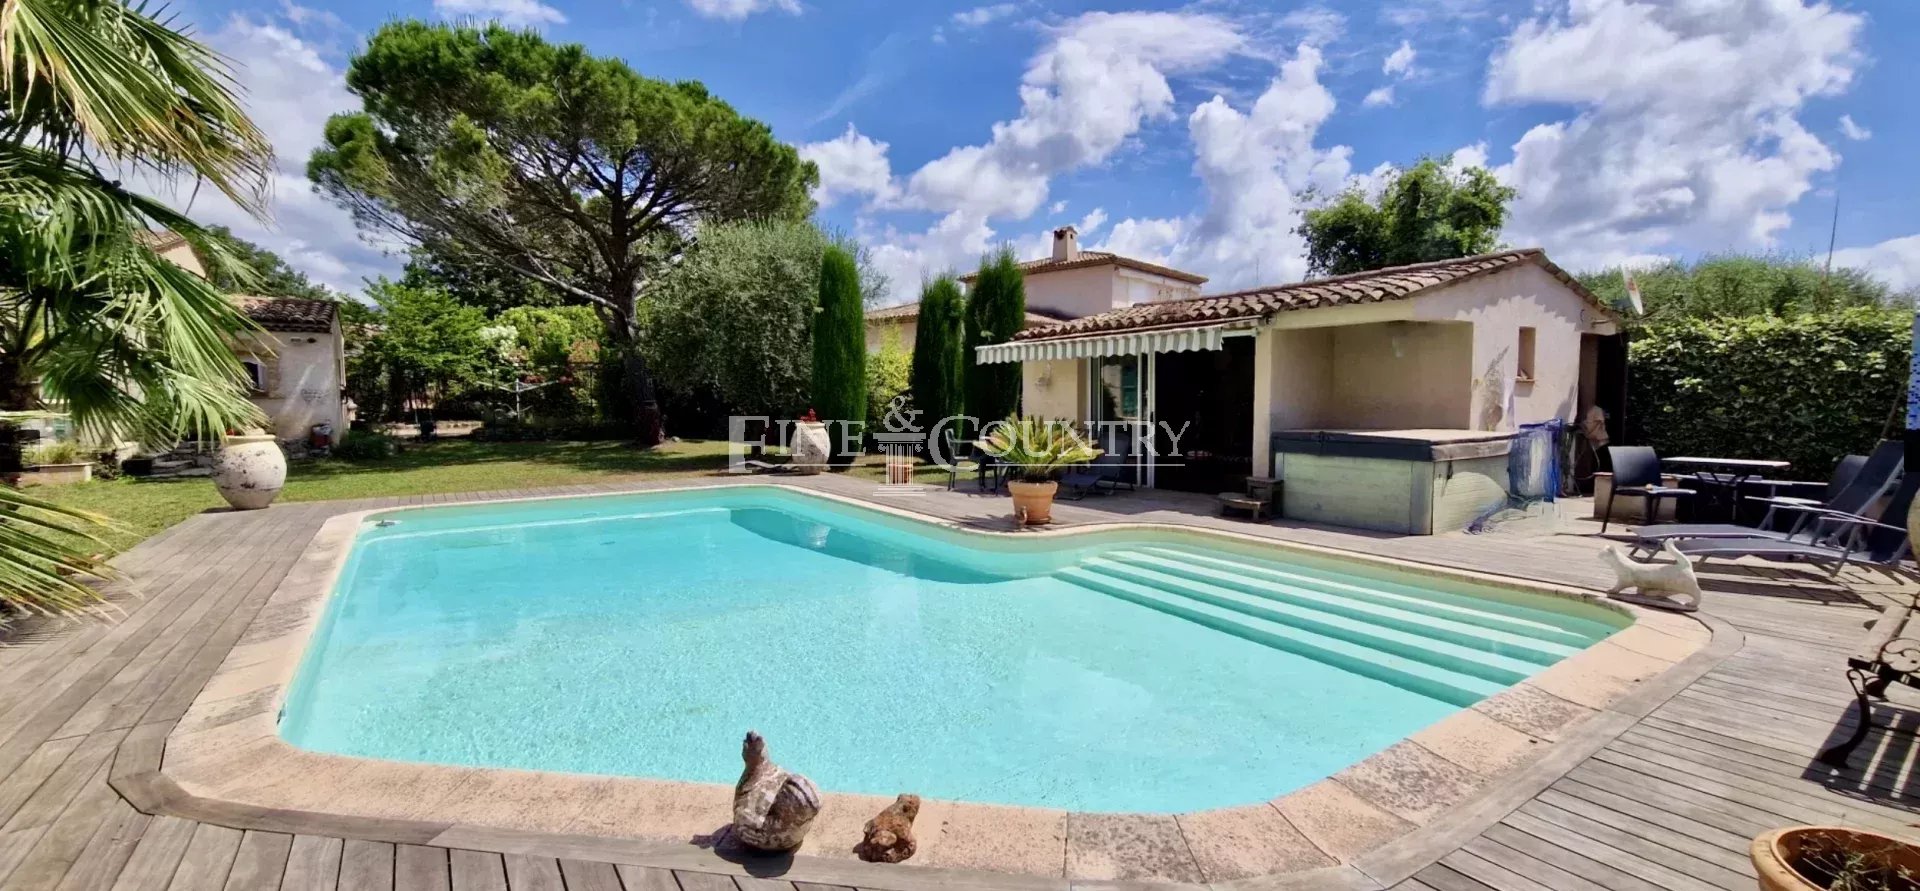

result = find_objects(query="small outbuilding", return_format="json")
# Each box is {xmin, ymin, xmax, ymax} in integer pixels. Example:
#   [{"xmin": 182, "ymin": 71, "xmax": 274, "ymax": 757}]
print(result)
[{"xmin": 976, "ymin": 241, "xmax": 1623, "ymax": 533}]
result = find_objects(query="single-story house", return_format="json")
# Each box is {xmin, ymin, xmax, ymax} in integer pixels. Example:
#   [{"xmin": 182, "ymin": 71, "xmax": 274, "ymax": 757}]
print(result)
[
  {"xmin": 145, "ymin": 232, "xmax": 350, "ymax": 446},
  {"xmin": 976, "ymin": 234, "xmax": 1623, "ymax": 534}
]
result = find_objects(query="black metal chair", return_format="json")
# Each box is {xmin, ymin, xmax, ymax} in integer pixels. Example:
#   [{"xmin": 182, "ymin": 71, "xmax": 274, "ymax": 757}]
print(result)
[{"xmin": 1601, "ymin": 446, "xmax": 1695, "ymax": 534}]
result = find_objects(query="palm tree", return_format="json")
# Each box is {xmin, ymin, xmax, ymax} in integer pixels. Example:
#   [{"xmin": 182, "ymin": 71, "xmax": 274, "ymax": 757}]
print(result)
[{"xmin": 0, "ymin": 0, "xmax": 274, "ymax": 621}]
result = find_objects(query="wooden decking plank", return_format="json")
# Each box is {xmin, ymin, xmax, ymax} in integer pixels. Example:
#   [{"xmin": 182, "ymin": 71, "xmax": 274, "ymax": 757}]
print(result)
[
  {"xmin": 730, "ymin": 877, "xmax": 795, "ymax": 891},
  {"xmin": 1477, "ymin": 823, "xmax": 1666, "ymax": 891},
  {"xmin": 1407, "ymin": 863, "xmax": 1498, "ymax": 891},
  {"xmin": 339, "ymin": 839, "xmax": 396, "ymax": 891},
  {"xmin": 164, "ymin": 823, "xmax": 243, "ymax": 890},
  {"xmin": 1437, "ymin": 848, "xmax": 1554, "ymax": 891},
  {"xmin": 610, "ymin": 864, "xmax": 676, "ymax": 891},
  {"xmin": 280, "ymin": 836, "xmax": 344, "ymax": 891},
  {"xmin": 554, "ymin": 858, "xmax": 620, "ymax": 891},
  {"xmin": 667, "ymin": 871, "xmax": 738, "ymax": 891},
  {"xmin": 790, "ymin": 883, "xmax": 857, "ymax": 891},
  {"xmin": 396, "ymin": 845, "xmax": 451, "ymax": 891},
  {"xmin": 106, "ymin": 815, "xmax": 197, "ymax": 891},
  {"xmin": 1547, "ymin": 777, "xmax": 1771, "ymax": 847},
  {"xmin": 1508, "ymin": 803, "xmax": 1746, "ymax": 891},
  {"xmin": 51, "ymin": 797, "xmax": 151, "ymax": 891},
  {"xmin": 0, "ymin": 736, "xmax": 82, "ymax": 827},
  {"xmin": 220, "ymin": 831, "xmax": 294, "ymax": 891},
  {"xmin": 500, "ymin": 854, "xmax": 562, "ymax": 891},
  {"xmin": 449, "ymin": 850, "xmax": 507, "ymax": 891},
  {"xmin": 1597, "ymin": 738, "xmax": 1914, "ymax": 825},
  {"xmin": 1527, "ymin": 787, "xmax": 1754, "ymax": 877},
  {"xmin": 1500, "ymin": 810, "xmax": 1725, "ymax": 891},
  {"xmin": 1, "ymin": 754, "xmax": 130, "ymax": 889}
]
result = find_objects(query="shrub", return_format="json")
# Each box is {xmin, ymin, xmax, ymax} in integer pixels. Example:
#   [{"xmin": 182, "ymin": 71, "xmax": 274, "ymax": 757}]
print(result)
[
  {"xmin": 867, "ymin": 339, "xmax": 911, "ymax": 426},
  {"xmin": 331, "ymin": 432, "xmax": 399, "ymax": 460},
  {"xmin": 810, "ymin": 244, "xmax": 867, "ymax": 426},
  {"xmin": 964, "ymin": 248, "xmax": 1026, "ymax": 426},
  {"xmin": 1627, "ymin": 309, "xmax": 1910, "ymax": 478},
  {"xmin": 25, "ymin": 441, "xmax": 87, "ymax": 466}
]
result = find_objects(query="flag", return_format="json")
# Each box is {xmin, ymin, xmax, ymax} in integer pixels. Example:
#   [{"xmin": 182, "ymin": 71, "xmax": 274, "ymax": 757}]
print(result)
[{"xmin": 1621, "ymin": 267, "xmax": 1645, "ymax": 315}]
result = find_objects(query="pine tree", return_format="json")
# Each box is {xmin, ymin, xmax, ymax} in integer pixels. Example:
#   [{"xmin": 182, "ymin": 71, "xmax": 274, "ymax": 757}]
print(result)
[
  {"xmin": 909, "ymin": 276, "xmax": 967, "ymax": 428},
  {"xmin": 810, "ymin": 244, "xmax": 868, "ymax": 430},
  {"xmin": 964, "ymin": 247, "xmax": 1027, "ymax": 424}
]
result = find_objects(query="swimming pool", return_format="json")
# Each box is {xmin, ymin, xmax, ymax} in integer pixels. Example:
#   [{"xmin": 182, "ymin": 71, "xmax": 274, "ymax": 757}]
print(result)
[{"xmin": 279, "ymin": 485, "xmax": 1626, "ymax": 814}]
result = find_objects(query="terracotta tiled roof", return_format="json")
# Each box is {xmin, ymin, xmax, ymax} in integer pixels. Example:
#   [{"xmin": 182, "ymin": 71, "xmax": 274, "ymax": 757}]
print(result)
[
  {"xmin": 1011, "ymin": 248, "xmax": 1614, "ymax": 342},
  {"xmin": 237, "ymin": 296, "xmax": 337, "ymax": 333},
  {"xmin": 957, "ymin": 251, "xmax": 1208, "ymax": 285},
  {"xmin": 866, "ymin": 301, "xmax": 1063, "ymax": 328},
  {"xmin": 137, "ymin": 230, "xmax": 189, "ymax": 252}
]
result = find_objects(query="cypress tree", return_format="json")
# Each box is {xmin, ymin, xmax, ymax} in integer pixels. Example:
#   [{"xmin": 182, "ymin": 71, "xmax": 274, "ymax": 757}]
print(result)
[
  {"xmin": 964, "ymin": 247, "xmax": 1027, "ymax": 423},
  {"xmin": 810, "ymin": 245, "xmax": 867, "ymax": 432},
  {"xmin": 910, "ymin": 276, "xmax": 967, "ymax": 427}
]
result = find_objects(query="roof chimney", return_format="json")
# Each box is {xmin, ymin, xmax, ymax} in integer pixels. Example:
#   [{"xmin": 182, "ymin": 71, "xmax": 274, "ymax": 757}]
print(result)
[{"xmin": 1052, "ymin": 225, "xmax": 1079, "ymax": 262}]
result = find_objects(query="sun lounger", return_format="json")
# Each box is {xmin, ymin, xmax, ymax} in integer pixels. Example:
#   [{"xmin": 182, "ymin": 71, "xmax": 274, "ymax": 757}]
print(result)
[
  {"xmin": 1670, "ymin": 470, "xmax": 1919, "ymax": 579},
  {"xmin": 1634, "ymin": 441, "xmax": 1901, "ymax": 551}
]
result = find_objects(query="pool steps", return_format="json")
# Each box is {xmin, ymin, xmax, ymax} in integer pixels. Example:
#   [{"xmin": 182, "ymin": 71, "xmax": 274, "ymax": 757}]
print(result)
[{"xmin": 1055, "ymin": 547, "xmax": 1605, "ymax": 707}]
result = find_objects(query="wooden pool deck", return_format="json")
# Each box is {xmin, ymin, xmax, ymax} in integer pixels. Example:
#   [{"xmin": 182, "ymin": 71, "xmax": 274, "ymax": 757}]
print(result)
[{"xmin": 1, "ymin": 474, "xmax": 1917, "ymax": 891}]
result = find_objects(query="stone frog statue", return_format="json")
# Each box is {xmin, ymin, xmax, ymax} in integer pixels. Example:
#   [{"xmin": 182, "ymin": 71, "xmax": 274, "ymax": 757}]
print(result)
[
  {"xmin": 855, "ymin": 794, "xmax": 920, "ymax": 863},
  {"xmin": 731, "ymin": 731, "xmax": 821, "ymax": 852}
]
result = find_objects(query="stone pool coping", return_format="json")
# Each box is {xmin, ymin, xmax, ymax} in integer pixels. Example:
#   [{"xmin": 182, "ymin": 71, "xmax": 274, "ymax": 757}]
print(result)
[{"xmin": 122, "ymin": 480, "xmax": 1726, "ymax": 888}]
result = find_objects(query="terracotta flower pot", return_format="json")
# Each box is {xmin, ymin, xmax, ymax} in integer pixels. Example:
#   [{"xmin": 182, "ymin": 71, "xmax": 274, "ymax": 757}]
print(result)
[
  {"xmin": 212, "ymin": 434, "xmax": 286, "ymax": 510},
  {"xmin": 1008, "ymin": 480, "xmax": 1058, "ymax": 525},
  {"xmin": 1752, "ymin": 826, "xmax": 1920, "ymax": 891}
]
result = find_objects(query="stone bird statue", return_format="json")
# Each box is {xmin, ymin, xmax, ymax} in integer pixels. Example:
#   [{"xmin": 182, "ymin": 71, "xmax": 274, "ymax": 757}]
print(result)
[{"xmin": 731, "ymin": 731, "xmax": 821, "ymax": 852}]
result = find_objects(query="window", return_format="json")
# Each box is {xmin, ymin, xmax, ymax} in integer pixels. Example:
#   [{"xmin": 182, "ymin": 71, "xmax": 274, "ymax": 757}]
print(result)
[
  {"xmin": 1516, "ymin": 326, "xmax": 1537, "ymax": 383},
  {"xmin": 240, "ymin": 358, "xmax": 267, "ymax": 395}
]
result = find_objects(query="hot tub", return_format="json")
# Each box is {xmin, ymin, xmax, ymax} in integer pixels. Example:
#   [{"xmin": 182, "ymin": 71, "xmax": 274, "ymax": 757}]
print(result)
[{"xmin": 1271, "ymin": 429, "xmax": 1514, "ymax": 534}]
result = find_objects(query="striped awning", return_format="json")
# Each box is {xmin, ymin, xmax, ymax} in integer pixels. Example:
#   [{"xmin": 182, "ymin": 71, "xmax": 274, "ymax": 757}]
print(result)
[{"xmin": 974, "ymin": 320, "xmax": 1251, "ymax": 364}]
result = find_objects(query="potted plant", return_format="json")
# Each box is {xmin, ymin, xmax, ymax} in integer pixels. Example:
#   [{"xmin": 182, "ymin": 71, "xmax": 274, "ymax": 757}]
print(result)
[
  {"xmin": 211, "ymin": 427, "xmax": 287, "ymax": 510},
  {"xmin": 981, "ymin": 416, "xmax": 1099, "ymax": 525},
  {"xmin": 1752, "ymin": 826, "xmax": 1920, "ymax": 891}
]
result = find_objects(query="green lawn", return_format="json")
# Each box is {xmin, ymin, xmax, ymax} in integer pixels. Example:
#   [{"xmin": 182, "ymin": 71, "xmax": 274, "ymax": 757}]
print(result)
[{"xmin": 36, "ymin": 438, "xmax": 736, "ymax": 553}]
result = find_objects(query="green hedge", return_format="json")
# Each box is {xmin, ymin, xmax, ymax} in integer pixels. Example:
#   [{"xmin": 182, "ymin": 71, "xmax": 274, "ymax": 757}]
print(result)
[{"xmin": 1627, "ymin": 309, "xmax": 1910, "ymax": 478}]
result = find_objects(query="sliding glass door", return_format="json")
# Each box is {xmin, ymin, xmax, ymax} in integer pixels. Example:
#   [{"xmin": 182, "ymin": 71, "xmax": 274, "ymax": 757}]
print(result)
[{"xmin": 1088, "ymin": 354, "xmax": 1153, "ymax": 486}]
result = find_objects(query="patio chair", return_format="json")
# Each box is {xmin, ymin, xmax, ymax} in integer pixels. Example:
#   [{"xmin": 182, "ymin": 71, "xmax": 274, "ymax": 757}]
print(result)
[
  {"xmin": 1600, "ymin": 446, "xmax": 1696, "ymax": 534},
  {"xmin": 1218, "ymin": 476, "xmax": 1278, "ymax": 522},
  {"xmin": 1670, "ymin": 470, "xmax": 1920, "ymax": 580},
  {"xmin": 944, "ymin": 444, "xmax": 984, "ymax": 492},
  {"xmin": 1633, "ymin": 441, "xmax": 1902, "ymax": 551},
  {"xmin": 1062, "ymin": 454, "xmax": 1135, "ymax": 500}
]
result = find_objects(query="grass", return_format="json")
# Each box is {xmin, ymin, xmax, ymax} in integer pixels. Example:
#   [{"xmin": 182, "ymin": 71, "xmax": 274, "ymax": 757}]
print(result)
[{"xmin": 35, "ymin": 438, "xmax": 737, "ymax": 553}]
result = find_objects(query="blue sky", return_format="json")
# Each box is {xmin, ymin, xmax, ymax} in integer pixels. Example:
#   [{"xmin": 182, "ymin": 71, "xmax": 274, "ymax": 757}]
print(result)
[{"xmin": 156, "ymin": 0, "xmax": 1920, "ymax": 302}]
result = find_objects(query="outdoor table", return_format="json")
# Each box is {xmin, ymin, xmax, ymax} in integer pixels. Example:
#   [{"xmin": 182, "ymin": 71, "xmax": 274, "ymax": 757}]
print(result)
[{"xmin": 1663, "ymin": 456, "xmax": 1790, "ymax": 522}]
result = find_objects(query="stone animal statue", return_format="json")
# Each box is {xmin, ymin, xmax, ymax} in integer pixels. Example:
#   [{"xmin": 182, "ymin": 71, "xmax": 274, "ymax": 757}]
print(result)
[
  {"xmin": 855, "ymin": 794, "xmax": 921, "ymax": 863},
  {"xmin": 1600, "ymin": 541, "xmax": 1702, "ymax": 612},
  {"xmin": 731, "ymin": 731, "xmax": 821, "ymax": 852}
]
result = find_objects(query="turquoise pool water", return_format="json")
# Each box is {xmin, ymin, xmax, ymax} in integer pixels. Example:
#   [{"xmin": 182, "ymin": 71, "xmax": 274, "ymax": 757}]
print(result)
[{"xmin": 280, "ymin": 486, "xmax": 1624, "ymax": 813}]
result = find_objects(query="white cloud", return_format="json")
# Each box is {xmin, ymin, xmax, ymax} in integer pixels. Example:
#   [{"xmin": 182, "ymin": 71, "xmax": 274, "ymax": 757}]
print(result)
[
  {"xmin": 684, "ymin": 0, "xmax": 798, "ymax": 22},
  {"xmin": 1090, "ymin": 44, "xmax": 1348, "ymax": 290},
  {"xmin": 133, "ymin": 14, "xmax": 399, "ymax": 295},
  {"xmin": 1077, "ymin": 207, "xmax": 1108, "ymax": 237},
  {"xmin": 1049, "ymin": 200, "xmax": 1068, "ymax": 214},
  {"xmin": 902, "ymin": 11, "xmax": 1247, "ymax": 220},
  {"xmin": 1839, "ymin": 114, "xmax": 1871, "ymax": 141},
  {"xmin": 862, "ymin": 211, "xmax": 994, "ymax": 304},
  {"xmin": 798, "ymin": 125, "xmax": 896, "ymax": 207},
  {"xmin": 1097, "ymin": 217, "xmax": 1183, "ymax": 265},
  {"xmin": 434, "ymin": 0, "xmax": 566, "ymax": 26},
  {"xmin": 1383, "ymin": 40, "xmax": 1416, "ymax": 77},
  {"xmin": 1485, "ymin": 0, "xmax": 1864, "ymax": 270},
  {"xmin": 951, "ymin": 3, "xmax": 1017, "ymax": 28},
  {"xmin": 1832, "ymin": 234, "xmax": 1920, "ymax": 293},
  {"xmin": 1362, "ymin": 86, "xmax": 1395, "ymax": 108},
  {"xmin": 1277, "ymin": 7, "xmax": 1346, "ymax": 47}
]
